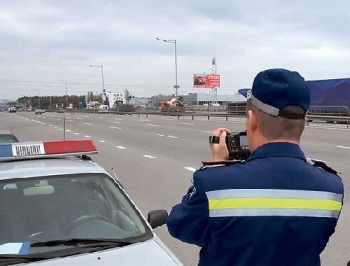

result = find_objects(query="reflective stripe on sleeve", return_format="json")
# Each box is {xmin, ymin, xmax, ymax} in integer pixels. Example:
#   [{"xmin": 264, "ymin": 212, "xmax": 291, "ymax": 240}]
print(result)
[{"xmin": 206, "ymin": 189, "xmax": 343, "ymax": 218}]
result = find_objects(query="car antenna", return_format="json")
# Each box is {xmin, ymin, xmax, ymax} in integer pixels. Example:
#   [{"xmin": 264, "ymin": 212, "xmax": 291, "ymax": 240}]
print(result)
[
  {"xmin": 111, "ymin": 167, "xmax": 119, "ymax": 182},
  {"xmin": 111, "ymin": 167, "xmax": 123, "ymax": 188}
]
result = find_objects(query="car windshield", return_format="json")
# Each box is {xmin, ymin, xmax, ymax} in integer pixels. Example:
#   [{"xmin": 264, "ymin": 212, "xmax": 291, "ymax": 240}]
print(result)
[
  {"xmin": 0, "ymin": 173, "xmax": 152, "ymax": 255},
  {"xmin": 0, "ymin": 135, "xmax": 18, "ymax": 144}
]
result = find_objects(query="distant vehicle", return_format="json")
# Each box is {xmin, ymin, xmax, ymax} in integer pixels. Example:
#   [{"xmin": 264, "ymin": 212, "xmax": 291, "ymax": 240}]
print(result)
[
  {"xmin": 56, "ymin": 108, "xmax": 66, "ymax": 113},
  {"xmin": 99, "ymin": 104, "xmax": 109, "ymax": 110},
  {"xmin": 8, "ymin": 107, "xmax": 17, "ymax": 113},
  {"xmin": 306, "ymin": 78, "xmax": 350, "ymax": 123},
  {"xmin": 160, "ymin": 96, "xmax": 185, "ymax": 113},
  {"xmin": 0, "ymin": 139, "xmax": 183, "ymax": 265},
  {"xmin": 0, "ymin": 130, "xmax": 19, "ymax": 143},
  {"xmin": 35, "ymin": 109, "xmax": 43, "ymax": 114}
]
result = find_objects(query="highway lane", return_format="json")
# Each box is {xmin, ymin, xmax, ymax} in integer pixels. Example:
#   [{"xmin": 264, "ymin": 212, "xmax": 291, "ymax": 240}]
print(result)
[{"xmin": 1, "ymin": 111, "xmax": 350, "ymax": 266}]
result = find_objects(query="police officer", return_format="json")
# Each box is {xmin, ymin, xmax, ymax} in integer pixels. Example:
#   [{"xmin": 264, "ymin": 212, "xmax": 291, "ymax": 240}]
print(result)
[{"xmin": 166, "ymin": 68, "xmax": 344, "ymax": 266}]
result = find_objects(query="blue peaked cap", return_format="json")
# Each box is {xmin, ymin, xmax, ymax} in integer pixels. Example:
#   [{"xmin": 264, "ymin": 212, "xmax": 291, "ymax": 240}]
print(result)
[{"xmin": 248, "ymin": 68, "xmax": 310, "ymax": 118}]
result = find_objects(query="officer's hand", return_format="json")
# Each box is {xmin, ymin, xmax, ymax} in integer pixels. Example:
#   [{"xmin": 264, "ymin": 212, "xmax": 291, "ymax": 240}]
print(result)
[{"xmin": 210, "ymin": 128, "xmax": 231, "ymax": 161}]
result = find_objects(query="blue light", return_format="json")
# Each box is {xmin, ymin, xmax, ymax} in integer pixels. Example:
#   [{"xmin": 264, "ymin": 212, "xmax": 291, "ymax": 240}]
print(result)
[{"xmin": 0, "ymin": 144, "xmax": 14, "ymax": 157}]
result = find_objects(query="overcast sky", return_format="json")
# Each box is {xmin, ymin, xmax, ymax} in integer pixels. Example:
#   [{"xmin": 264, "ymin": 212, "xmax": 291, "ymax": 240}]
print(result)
[{"xmin": 1, "ymin": 0, "xmax": 350, "ymax": 100}]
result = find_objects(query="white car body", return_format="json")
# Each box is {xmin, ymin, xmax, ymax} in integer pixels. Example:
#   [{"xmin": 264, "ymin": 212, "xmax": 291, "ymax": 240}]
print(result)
[
  {"xmin": 35, "ymin": 109, "xmax": 43, "ymax": 114},
  {"xmin": 0, "ymin": 140, "xmax": 182, "ymax": 266}
]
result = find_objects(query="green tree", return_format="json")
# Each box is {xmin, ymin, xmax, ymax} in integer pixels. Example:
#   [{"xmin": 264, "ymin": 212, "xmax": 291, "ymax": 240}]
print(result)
[{"xmin": 124, "ymin": 89, "xmax": 132, "ymax": 102}]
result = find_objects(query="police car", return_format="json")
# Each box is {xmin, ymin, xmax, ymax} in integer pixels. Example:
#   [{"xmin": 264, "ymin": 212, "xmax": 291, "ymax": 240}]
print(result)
[{"xmin": 0, "ymin": 140, "xmax": 182, "ymax": 265}]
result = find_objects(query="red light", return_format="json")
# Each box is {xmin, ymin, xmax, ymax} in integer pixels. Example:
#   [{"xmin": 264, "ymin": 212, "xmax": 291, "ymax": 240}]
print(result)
[{"xmin": 43, "ymin": 140, "xmax": 97, "ymax": 154}]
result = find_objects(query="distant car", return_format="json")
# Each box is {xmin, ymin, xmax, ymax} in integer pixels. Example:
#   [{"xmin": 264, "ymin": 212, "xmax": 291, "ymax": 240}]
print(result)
[
  {"xmin": 8, "ymin": 107, "xmax": 17, "ymax": 113},
  {"xmin": 0, "ymin": 130, "xmax": 19, "ymax": 143},
  {"xmin": 35, "ymin": 109, "xmax": 43, "ymax": 114}
]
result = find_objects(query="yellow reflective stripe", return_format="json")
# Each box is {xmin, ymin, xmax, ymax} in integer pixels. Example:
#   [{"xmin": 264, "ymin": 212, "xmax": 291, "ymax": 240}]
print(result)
[{"xmin": 208, "ymin": 198, "xmax": 342, "ymax": 211}]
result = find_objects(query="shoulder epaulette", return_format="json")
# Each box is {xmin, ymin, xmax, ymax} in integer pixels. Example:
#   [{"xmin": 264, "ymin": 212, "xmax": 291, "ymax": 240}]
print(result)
[
  {"xmin": 199, "ymin": 160, "xmax": 242, "ymax": 170},
  {"xmin": 309, "ymin": 158, "xmax": 341, "ymax": 175}
]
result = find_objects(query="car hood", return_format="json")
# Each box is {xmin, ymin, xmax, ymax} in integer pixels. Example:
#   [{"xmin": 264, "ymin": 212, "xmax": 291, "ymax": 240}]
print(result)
[{"xmin": 25, "ymin": 236, "xmax": 182, "ymax": 265}]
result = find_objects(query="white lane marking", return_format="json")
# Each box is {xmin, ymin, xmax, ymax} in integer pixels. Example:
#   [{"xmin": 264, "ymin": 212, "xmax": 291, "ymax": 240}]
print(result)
[
  {"xmin": 41, "ymin": 123, "xmax": 46, "ymax": 125},
  {"xmin": 59, "ymin": 128, "xmax": 63, "ymax": 130},
  {"xmin": 77, "ymin": 118, "xmax": 82, "ymax": 120},
  {"xmin": 54, "ymin": 126, "xmax": 57, "ymax": 128},
  {"xmin": 84, "ymin": 135, "xmax": 91, "ymax": 138},
  {"xmin": 146, "ymin": 124, "xmax": 159, "ymax": 127},
  {"xmin": 156, "ymin": 133, "xmax": 177, "ymax": 138},
  {"xmin": 20, "ymin": 117, "xmax": 30, "ymax": 121},
  {"xmin": 203, "ymin": 130, "xmax": 213, "ymax": 133},
  {"xmin": 143, "ymin": 155, "xmax": 156, "ymax": 159},
  {"xmin": 336, "ymin": 146, "xmax": 350, "ymax": 149},
  {"xmin": 100, "ymin": 140, "xmax": 106, "ymax": 143},
  {"xmin": 49, "ymin": 125, "xmax": 53, "ymax": 127},
  {"xmin": 65, "ymin": 129, "xmax": 71, "ymax": 132},
  {"xmin": 114, "ymin": 118, "xmax": 122, "ymax": 120},
  {"xmin": 185, "ymin": 167, "xmax": 197, "ymax": 172},
  {"xmin": 116, "ymin": 146, "xmax": 126, "ymax": 149},
  {"xmin": 110, "ymin": 126, "xmax": 121, "ymax": 129},
  {"xmin": 74, "ymin": 133, "xmax": 79, "ymax": 135},
  {"xmin": 98, "ymin": 117, "xmax": 102, "ymax": 119},
  {"xmin": 113, "ymin": 121, "xmax": 121, "ymax": 124},
  {"xmin": 140, "ymin": 119, "xmax": 150, "ymax": 122},
  {"xmin": 31, "ymin": 119, "xmax": 42, "ymax": 124},
  {"xmin": 84, "ymin": 116, "xmax": 88, "ymax": 118},
  {"xmin": 68, "ymin": 120, "xmax": 73, "ymax": 122},
  {"xmin": 84, "ymin": 123, "xmax": 92, "ymax": 125},
  {"xmin": 180, "ymin": 122, "xmax": 194, "ymax": 126}
]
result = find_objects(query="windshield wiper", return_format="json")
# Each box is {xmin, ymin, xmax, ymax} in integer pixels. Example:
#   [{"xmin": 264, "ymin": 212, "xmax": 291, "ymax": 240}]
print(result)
[
  {"xmin": 31, "ymin": 238, "xmax": 136, "ymax": 248},
  {"xmin": 0, "ymin": 239, "xmax": 138, "ymax": 265},
  {"xmin": 0, "ymin": 255, "xmax": 53, "ymax": 265}
]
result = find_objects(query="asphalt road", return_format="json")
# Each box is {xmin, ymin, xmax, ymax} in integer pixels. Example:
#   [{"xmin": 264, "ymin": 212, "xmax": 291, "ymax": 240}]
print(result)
[{"xmin": 1, "ymin": 111, "xmax": 349, "ymax": 266}]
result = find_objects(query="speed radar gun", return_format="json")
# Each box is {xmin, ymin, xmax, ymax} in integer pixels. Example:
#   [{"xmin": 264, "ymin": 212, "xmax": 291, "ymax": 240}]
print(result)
[{"xmin": 209, "ymin": 131, "xmax": 251, "ymax": 161}]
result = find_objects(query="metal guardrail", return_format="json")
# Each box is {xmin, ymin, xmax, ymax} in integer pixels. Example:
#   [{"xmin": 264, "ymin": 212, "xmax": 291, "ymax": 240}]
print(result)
[
  {"xmin": 44, "ymin": 109, "xmax": 350, "ymax": 129},
  {"xmin": 306, "ymin": 115, "xmax": 350, "ymax": 128}
]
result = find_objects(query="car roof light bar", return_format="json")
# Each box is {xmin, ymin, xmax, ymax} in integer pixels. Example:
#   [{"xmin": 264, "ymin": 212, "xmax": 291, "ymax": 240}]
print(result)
[{"xmin": 0, "ymin": 139, "xmax": 98, "ymax": 161}]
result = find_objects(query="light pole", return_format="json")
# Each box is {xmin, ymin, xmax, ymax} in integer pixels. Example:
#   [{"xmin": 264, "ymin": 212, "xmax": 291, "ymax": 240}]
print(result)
[
  {"xmin": 42, "ymin": 85, "xmax": 52, "ymax": 109},
  {"xmin": 89, "ymin": 65, "xmax": 106, "ymax": 104},
  {"xmin": 89, "ymin": 65, "xmax": 104, "ymax": 91},
  {"xmin": 34, "ymin": 89, "xmax": 40, "ymax": 108},
  {"xmin": 58, "ymin": 80, "xmax": 68, "ymax": 108},
  {"xmin": 156, "ymin": 37, "xmax": 178, "ymax": 97}
]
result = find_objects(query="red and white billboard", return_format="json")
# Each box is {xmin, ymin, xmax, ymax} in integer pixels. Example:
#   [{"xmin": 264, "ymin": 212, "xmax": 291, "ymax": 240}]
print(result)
[{"xmin": 193, "ymin": 74, "xmax": 220, "ymax": 88}]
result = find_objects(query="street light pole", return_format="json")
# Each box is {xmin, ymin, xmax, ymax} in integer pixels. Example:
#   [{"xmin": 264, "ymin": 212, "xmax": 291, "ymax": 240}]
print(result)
[
  {"xmin": 156, "ymin": 38, "xmax": 178, "ymax": 97},
  {"xmin": 58, "ymin": 80, "xmax": 68, "ymax": 108},
  {"xmin": 42, "ymin": 85, "xmax": 52, "ymax": 109},
  {"xmin": 34, "ymin": 89, "xmax": 40, "ymax": 108},
  {"xmin": 89, "ymin": 64, "xmax": 105, "ymax": 104},
  {"xmin": 89, "ymin": 65, "xmax": 105, "ymax": 91}
]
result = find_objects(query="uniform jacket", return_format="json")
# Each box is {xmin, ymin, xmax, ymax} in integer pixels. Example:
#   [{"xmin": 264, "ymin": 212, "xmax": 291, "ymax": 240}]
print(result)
[{"xmin": 167, "ymin": 142, "xmax": 344, "ymax": 266}]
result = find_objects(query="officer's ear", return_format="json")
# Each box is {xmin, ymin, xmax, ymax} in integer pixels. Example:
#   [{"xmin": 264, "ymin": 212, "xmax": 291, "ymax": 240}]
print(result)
[{"xmin": 247, "ymin": 109, "xmax": 257, "ymax": 133}]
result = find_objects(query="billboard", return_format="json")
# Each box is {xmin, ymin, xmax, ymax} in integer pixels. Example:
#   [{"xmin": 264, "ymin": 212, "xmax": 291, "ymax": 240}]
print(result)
[{"xmin": 193, "ymin": 74, "xmax": 220, "ymax": 88}]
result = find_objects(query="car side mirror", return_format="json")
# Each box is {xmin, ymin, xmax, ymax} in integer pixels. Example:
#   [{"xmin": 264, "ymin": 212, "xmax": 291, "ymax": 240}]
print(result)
[{"xmin": 147, "ymin": 210, "xmax": 168, "ymax": 229}]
